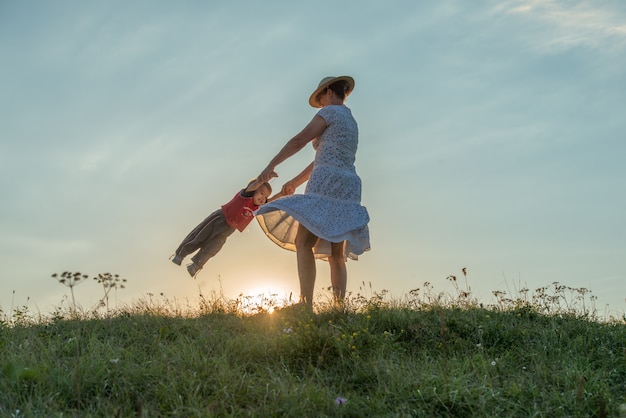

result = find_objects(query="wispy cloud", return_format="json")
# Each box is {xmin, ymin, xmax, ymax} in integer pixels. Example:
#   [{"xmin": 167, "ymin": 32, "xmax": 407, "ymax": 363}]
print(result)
[
  {"xmin": 493, "ymin": 0, "xmax": 626, "ymax": 51},
  {"xmin": 2, "ymin": 234, "xmax": 93, "ymax": 257}
]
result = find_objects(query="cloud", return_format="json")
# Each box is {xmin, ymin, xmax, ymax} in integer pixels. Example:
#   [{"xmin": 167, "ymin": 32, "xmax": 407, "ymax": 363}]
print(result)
[
  {"xmin": 494, "ymin": 0, "xmax": 626, "ymax": 51},
  {"xmin": 1, "ymin": 233, "xmax": 93, "ymax": 257}
]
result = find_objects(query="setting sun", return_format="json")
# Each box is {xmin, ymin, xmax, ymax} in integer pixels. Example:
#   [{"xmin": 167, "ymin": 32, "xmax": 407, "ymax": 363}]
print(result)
[{"xmin": 237, "ymin": 286, "xmax": 294, "ymax": 314}]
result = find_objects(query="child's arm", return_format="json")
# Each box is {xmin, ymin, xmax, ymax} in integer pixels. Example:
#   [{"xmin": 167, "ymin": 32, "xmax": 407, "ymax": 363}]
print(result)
[
  {"xmin": 267, "ymin": 192, "xmax": 284, "ymax": 203},
  {"xmin": 244, "ymin": 178, "xmax": 264, "ymax": 193}
]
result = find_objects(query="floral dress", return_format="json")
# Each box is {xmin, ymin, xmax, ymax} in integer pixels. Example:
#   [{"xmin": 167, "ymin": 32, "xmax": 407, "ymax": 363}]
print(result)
[{"xmin": 256, "ymin": 105, "xmax": 370, "ymax": 260}]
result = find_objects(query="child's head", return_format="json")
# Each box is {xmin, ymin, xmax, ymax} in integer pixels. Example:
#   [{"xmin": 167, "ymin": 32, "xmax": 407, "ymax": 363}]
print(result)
[{"xmin": 253, "ymin": 182, "xmax": 272, "ymax": 206}]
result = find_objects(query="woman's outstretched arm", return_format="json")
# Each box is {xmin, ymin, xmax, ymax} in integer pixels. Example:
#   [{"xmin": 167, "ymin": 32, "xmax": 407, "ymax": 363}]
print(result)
[
  {"xmin": 258, "ymin": 115, "xmax": 326, "ymax": 182},
  {"xmin": 281, "ymin": 162, "xmax": 314, "ymax": 196}
]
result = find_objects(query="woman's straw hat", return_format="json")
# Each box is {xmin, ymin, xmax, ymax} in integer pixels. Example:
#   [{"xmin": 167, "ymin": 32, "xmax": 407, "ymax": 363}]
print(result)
[{"xmin": 308, "ymin": 75, "xmax": 355, "ymax": 108}]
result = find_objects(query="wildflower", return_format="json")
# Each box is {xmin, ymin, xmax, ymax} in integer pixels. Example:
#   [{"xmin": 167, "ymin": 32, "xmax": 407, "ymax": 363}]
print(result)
[
  {"xmin": 335, "ymin": 397, "xmax": 347, "ymax": 405},
  {"xmin": 282, "ymin": 328, "xmax": 293, "ymax": 333},
  {"xmin": 491, "ymin": 361, "xmax": 497, "ymax": 366},
  {"xmin": 110, "ymin": 358, "xmax": 120, "ymax": 364}
]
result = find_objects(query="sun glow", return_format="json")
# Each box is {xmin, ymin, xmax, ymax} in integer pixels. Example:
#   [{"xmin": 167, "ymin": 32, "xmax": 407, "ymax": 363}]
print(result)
[{"xmin": 237, "ymin": 287, "xmax": 294, "ymax": 315}]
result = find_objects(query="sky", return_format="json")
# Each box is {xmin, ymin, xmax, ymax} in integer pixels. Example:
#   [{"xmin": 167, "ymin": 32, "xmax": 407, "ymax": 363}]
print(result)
[{"xmin": 1, "ymin": 0, "xmax": 625, "ymax": 318}]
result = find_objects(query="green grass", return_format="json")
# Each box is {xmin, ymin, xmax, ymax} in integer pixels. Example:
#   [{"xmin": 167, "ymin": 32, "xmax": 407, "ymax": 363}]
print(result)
[{"xmin": 1, "ymin": 279, "xmax": 625, "ymax": 417}]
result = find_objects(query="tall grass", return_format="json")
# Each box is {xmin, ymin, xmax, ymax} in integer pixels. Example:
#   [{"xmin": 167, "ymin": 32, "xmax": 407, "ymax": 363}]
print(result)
[{"xmin": 0, "ymin": 271, "xmax": 624, "ymax": 417}]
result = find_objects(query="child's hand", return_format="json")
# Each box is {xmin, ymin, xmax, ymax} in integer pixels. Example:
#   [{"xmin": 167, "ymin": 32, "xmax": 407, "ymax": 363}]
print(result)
[{"xmin": 258, "ymin": 167, "xmax": 278, "ymax": 183}]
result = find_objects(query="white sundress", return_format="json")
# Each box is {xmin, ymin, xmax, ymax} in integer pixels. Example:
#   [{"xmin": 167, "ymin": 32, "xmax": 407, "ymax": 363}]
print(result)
[{"xmin": 256, "ymin": 105, "xmax": 370, "ymax": 260}]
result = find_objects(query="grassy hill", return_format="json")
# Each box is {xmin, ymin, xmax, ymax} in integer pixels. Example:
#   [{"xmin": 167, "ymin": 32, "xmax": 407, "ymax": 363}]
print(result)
[{"xmin": 1, "ymin": 277, "xmax": 625, "ymax": 417}]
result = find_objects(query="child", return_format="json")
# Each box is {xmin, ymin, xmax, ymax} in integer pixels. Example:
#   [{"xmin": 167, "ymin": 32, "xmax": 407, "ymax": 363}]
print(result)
[{"xmin": 171, "ymin": 179, "xmax": 272, "ymax": 277}]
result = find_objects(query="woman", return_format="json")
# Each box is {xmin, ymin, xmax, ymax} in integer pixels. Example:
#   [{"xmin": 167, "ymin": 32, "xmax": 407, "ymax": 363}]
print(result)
[{"xmin": 256, "ymin": 75, "xmax": 370, "ymax": 308}]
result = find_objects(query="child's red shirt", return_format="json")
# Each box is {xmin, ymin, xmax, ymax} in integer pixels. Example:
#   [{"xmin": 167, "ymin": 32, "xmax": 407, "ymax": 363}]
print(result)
[{"xmin": 221, "ymin": 190, "xmax": 259, "ymax": 232}]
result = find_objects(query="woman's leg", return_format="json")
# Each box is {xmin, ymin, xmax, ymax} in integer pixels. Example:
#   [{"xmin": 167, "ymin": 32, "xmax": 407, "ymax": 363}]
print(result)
[
  {"xmin": 295, "ymin": 224, "xmax": 318, "ymax": 308},
  {"xmin": 329, "ymin": 241, "xmax": 347, "ymax": 302}
]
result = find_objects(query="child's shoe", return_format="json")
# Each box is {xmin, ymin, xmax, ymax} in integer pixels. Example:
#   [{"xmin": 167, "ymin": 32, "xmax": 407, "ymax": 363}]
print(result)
[
  {"xmin": 187, "ymin": 262, "xmax": 201, "ymax": 278},
  {"xmin": 170, "ymin": 254, "xmax": 184, "ymax": 266}
]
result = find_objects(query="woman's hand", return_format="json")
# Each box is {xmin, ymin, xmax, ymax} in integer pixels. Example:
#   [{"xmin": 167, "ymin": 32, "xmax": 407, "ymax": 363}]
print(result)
[
  {"xmin": 281, "ymin": 180, "xmax": 297, "ymax": 196},
  {"xmin": 258, "ymin": 166, "xmax": 278, "ymax": 183}
]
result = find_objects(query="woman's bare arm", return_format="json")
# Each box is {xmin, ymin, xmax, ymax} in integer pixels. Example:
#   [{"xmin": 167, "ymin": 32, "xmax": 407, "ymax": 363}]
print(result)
[
  {"xmin": 281, "ymin": 162, "xmax": 314, "ymax": 195},
  {"xmin": 258, "ymin": 115, "xmax": 326, "ymax": 182}
]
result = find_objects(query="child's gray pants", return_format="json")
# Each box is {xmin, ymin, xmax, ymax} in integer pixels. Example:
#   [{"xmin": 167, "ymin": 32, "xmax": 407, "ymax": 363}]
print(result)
[{"xmin": 175, "ymin": 209, "xmax": 235, "ymax": 267}]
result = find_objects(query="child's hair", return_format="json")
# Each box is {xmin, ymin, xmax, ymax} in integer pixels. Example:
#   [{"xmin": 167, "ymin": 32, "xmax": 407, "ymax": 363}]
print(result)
[
  {"xmin": 247, "ymin": 178, "xmax": 272, "ymax": 196},
  {"xmin": 260, "ymin": 181, "xmax": 272, "ymax": 196}
]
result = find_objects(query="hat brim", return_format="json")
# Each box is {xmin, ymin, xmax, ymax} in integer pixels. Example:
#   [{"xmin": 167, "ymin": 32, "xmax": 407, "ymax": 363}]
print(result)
[{"xmin": 308, "ymin": 76, "xmax": 355, "ymax": 108}]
